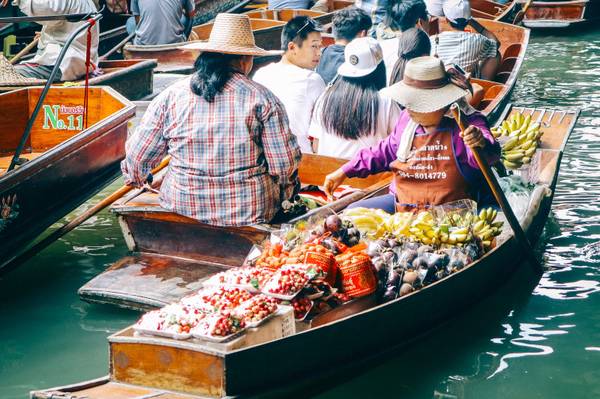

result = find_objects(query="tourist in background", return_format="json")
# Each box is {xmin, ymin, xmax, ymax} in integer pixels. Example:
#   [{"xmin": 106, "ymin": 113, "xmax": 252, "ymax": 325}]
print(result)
[
  {"xmin": 310, "ymin": 38, "xmax": 400, "ymax": 159},
  {"xmin": 254, "ymin": 16, "xmax": 326, "ymax": 153},
  {"xmin": 316, "ymin": 7, "xmax": 372, "ymax": 84},
  {"xmin": 127, "ymin": 0, "xmax": 196, "ymax": 45},
  {"xmin": 0, "ymin": 0, "xmax": 99, "ymax": 81},
  {"xmin": 388, "ymin": 26, "xmax": 431, "ymax": 84}
]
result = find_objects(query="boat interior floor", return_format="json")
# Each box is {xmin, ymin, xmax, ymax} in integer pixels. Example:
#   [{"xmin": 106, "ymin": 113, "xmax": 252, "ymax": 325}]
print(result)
[{"xmin": 0, "ymin": 152, "xmax": 44, "ymax": 175}]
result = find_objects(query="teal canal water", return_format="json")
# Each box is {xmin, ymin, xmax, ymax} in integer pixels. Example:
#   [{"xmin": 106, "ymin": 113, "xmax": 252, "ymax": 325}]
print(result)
[{"xmin": 2, "ymin": 29, "xmax": 600, "ymax": 398}]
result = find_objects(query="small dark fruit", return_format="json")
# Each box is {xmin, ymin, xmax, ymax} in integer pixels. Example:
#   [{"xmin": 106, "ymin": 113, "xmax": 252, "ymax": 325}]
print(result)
[{"xmin": 324, "ymin": 215, "xmax": 342, "ymax": 233}]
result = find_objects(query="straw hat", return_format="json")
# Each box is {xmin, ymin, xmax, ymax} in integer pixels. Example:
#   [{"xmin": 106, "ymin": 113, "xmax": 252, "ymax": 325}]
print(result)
[
  {"xmin": 337, "ymin": 37, "xmax": 383, "ymax": 78},
  {"xmin": 381, "ymin": 56, "xmax": 468, "ymax": 113},
  {"xmin": 182, "ymin": 14, "xmax": 282, "ymax": 57}
]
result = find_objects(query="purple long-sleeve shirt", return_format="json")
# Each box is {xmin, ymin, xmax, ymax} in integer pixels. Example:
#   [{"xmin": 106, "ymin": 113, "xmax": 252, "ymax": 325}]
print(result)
[{"xmin": 342, "ymin": 110, "xmax": 501, "ymax": 190}]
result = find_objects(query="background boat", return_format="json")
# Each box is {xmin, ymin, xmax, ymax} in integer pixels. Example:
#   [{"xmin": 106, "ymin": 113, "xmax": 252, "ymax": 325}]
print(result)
[
  {"xmin": 33, "ymin": 104, "xmax": 579, "ymax": 399},
  {"xmin": 522, "ymin": 0, "xmax": 600, "ymax": 29},
  {"xmin": 0, "ymin": 59, "xmax": 157, "ymax": 100},
  {"xmin": 0, "ymin": 86, "xmax": 135, "ymax": 273}
]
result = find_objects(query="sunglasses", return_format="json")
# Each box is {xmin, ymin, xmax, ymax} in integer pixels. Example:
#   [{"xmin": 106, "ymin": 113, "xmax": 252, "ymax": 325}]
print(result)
[{"xmin": 294, "ymin": 20, "xmax": 317, "ymax": 39}]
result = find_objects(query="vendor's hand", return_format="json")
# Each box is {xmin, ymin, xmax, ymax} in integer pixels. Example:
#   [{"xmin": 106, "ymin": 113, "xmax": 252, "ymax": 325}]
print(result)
[
  {"xmin": 460, "ymin": 125, "xmax": 486, "ymax": 149},
  {"xmin": 323, "ymin": 168, "xmax": 347, "ymax": 199},
  {"xmin": 0, "ymin": 0, "xmax": 10, "ymax": 7}
]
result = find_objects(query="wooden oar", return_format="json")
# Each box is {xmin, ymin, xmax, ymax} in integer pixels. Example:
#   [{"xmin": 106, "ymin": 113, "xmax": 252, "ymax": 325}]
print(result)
[
  {"xmin": 99, "ymin": 31, "xmax": 135, "ymax": 61},
  {"xmin": 5, "ymin": 156, "xmax": 171, "ymax": 268},
  {"xmin": 451, "ymin": 106, "xmax": 542, "ymax": 273},
  {"xmin": 10, "ymin": 37, "xmax": 39, "ymax": 65},
  {"xmin": 513, "ymin": 0, "xmax": 533, "ymax": 25}
]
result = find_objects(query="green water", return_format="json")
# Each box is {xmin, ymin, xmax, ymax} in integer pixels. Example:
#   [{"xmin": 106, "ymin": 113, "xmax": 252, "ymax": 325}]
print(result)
[{"xmin": 1, "ymin": 28, "xmax": 600, "ymax": 398}]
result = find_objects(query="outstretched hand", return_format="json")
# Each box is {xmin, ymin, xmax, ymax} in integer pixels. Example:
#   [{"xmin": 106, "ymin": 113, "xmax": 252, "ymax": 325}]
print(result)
[
  {"xmin": 0, "ymin": 0, "xmax": 10, "ymax": 7},
  {"xmin": 323, "ymin": 168, "xmax": 347, "ymax": 200}
]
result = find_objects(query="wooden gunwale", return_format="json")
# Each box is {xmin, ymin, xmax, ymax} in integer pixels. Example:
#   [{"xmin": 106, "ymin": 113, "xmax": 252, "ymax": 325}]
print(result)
[{"xmin": 522, "ymin": 0, "xmax": 600, "ymax": 28}]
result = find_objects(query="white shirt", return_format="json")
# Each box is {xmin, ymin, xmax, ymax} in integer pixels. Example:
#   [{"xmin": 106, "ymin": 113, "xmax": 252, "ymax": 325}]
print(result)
[
  {"xmin": 379, "ymin": 37, "xmax": 399, "ymax": 85},
  {"xmin": 253, "ymin": 61, "xmax": 326, "ymax": 153},
  {"xmin": 14, "ymin": 0, "xmax": 99, "ymax": 81},
  {"xmin": 309, "ymin": 92, "xmax": 401, "ymax": 160}
]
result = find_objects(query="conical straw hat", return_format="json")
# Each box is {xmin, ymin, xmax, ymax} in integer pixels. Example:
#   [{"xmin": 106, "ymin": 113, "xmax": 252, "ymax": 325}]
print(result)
[{"xmin": 182, "ymin": 14, "xmax": 282, "ymax": 57}]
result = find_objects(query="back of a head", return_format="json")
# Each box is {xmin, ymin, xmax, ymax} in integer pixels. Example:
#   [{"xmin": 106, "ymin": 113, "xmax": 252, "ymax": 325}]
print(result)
[
  {"xmin": 191, "ymin": 52, "xmax": 242, "ymax": 102},
  {"xmin": 389, "ymin": 27, "xmax": 431, "ymax": 85},
  {"xmin": 385, "ymin": 0, "xmax": 428, "ymax": 32},
  {"xmin": 332, "ymin": 7, "xmax": 372, "ymax": 42},
  {"xmin": 281, "ymin": 16, "xmax": 321, "ymax": 51},
  {"xmin": 443, "ymin": 0, "xmax": 471, "ymax": 30}
]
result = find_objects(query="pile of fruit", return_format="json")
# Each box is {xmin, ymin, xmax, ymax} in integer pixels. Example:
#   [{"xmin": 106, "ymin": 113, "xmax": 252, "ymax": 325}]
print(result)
[
  {"xmin": 262, "ymin": 264, "xmax": 323, "ymax": 299},
  {"xmin": 233, "ymin": 294, "xmax": 279, "ymax": 326},
  {"xmin": 135, "ymin": 304, "xmax": 205, "ymax": 336},
  {"xmin": 344, "ymin": 208, "xmax": 412, "ymax": 239},
  {"xmin": 181, "ymin": 287, "xmax": 253, "ymax": 313},
  {"xmin": 192, "ymin": 312, "xmax": 246, "ymax": 338},
  {"xmin": 491, "ymin": 110, "xmax": 544, "ymax": 170},
  {"xmin": 204, "ymin": 267, "xmax": 274, "ymax": 292}
]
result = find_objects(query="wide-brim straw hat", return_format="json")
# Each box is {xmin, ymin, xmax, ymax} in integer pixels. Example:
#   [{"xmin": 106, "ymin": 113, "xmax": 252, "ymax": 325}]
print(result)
[
  {"xmin": 182, "ymin": 14, "xmax": 282, "ymax": 57},
  {"xmin": 381, "ymin": 56, "xmax": 468, "ymax": 113}
]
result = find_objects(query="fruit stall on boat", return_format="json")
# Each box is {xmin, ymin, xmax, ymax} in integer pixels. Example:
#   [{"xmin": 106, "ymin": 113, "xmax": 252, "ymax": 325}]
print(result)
[
  {"xmin": 32, "ymin": 104, "xmax": 578, "ymax": 398},
  {"xmin": 0, "ymin": 86, "xmax": 135, "ymax": 273},
  {"xmin": 522, "ymin": 0, "xmax": 600, "ymax": 29}
]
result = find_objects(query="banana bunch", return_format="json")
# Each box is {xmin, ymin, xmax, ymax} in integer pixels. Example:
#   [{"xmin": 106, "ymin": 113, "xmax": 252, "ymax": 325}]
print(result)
[
  {"xmin": 408, "ymin": 211, "xmax": 473, "ymax": 246},
  {"xmin": 343, "ymin": 208, "xmax": 413, "ymax": 239},
  {"xmin": 491, "ymin": 111, "xmax": 544, "ymax": 170},
  {"xmin": 472, "ymin": 207, "xmax": 504, "ymax": 249}
]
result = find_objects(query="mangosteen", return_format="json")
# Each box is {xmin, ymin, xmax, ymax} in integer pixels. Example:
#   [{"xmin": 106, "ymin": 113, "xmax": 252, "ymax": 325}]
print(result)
[
  {"xmin": 402, "ymin": 270, "xmax": 419, "ymax": 285},
  {"xmin": 382, "ymin": 286, "xmax": 398, "ymax": 302},
  {"xmin": 324, "ymin": 215, "xmax": 342, "ymax": 233},
  {"xmin": 404, "ymin": 242, "xmax": 419, "ymax": 251},
  {"xmin": 399, "ymin": 283, "xmax": 415, "ymax": 296},
  {"xmin": 381, "ymin": 251, "xmax": 395, "ymax": 263},
  {"xmin": 449, "ymin": 259, "xmax": 465, "ymax": 270},
  {"xmin": 422, "ymin": 266, "xmax": 438, "ymax": 285},
  {"xmin": 387, "ymin": 271, "xmax": 401, "ymax": 287},
  {"xmin": 387, "ymin": 238, "xmax": 401, "ymax": 248}
]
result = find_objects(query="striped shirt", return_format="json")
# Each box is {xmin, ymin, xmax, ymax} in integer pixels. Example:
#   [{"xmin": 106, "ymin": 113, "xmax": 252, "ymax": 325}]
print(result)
[
  {"xmin": 430, "ymin": 31, "xmax": 498, "ymax": 76},
  {"xmin": 121, "ymin": 74, "xmax": 302, "ymax": 227}
]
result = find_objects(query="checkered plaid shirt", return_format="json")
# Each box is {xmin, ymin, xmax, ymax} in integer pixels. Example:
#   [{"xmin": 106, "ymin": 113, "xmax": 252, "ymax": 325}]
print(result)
[{"xmin": 121, "ymin": 74, "xmax": 301, "ymax": 226}]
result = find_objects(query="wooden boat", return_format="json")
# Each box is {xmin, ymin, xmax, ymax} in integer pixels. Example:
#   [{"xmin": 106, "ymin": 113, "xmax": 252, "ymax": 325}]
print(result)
[
  {"xmin": 522, "ymin": 0, "xmax": 600, "ymax": 29},
  {"xmin": 0, "ymin": 86, "xmax": 135, "ymax": 273},
  {"xmin": 34, "ymin": 104, "xmax": 579, "ymax": 398},
  {"xmin": 471, "ymin": 0, "xmax": 520, "ymax": 22},
  {"xmin": 79, "ymin": 153, "xmax": 392, "ymax": 310},
  {"xmin": 0, "ymin": 59, "xmax": 157, "ymax": 101}
]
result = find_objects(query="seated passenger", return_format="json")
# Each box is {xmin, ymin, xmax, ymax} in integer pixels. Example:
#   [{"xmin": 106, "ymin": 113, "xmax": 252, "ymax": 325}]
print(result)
[
  {"xmin": 388, "ymin": 26, "xmax": 431, "ymax": 85},
  {"xmin": 317, "ymin": 7, "xmax": 372, "ymax": 85},
  {"xmin": 121, "ymin": 14, "xmax": 301, "ymax": 226},
  {"xmin": 323, "ymin": 56, "xmax": 500, "ymax": 214},
  {"xmin": 127, "ymin": 0, "xmax": 196, "ymax": 45},
  {"xmin": 378, "ymin": 0, "xmax": 429, "ymax": 85},
  {"xmin": 430, "ymin": 0, "xmax": 500, "ymax": 80},
  {"xmin": 310, "ymin": 37, "xmax": 400, "ymax": 160},
  {"xmin": 253, "ymin": 16, "xmax": 326, "ymax": 153},
  {"xmin": 269, "ymin": 0, "xmax": 311, "ymax": 10},
  {"xmin": 1, "ymin": 0, "xmax": 99, "ymax": 81}
]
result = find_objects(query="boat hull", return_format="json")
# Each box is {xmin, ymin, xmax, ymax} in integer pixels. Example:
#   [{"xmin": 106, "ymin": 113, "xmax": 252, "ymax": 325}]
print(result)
[
  {"xmin": 523, "ymin": 0, "xmax": 600, "ymax": 28},
  {"xmin": 0, "ymin": 87, "xmax": 135, "ymax": 273}
]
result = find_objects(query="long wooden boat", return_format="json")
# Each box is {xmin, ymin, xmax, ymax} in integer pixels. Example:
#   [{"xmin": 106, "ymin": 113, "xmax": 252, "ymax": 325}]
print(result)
[
  {"xmin": 0, "ymin": 86, "xmax": 135, "ymax": 273},
  {"xmin": 471, "ymin": 0, "xmax": 520, "ymax": 22},
  {"xmin": 0, "ymin": 59, "xmax": 157, "ymax": 100},
  {"xmin": 34, "ymin": 104, "xmax": 578, "ymax": 398},
  {"xmin": 522, "ymin": 0, "xmax": 600, "ymax": 29}
]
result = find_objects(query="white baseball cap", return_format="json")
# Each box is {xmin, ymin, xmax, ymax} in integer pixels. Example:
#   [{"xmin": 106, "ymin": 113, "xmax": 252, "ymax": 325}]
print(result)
[
  {"xmin": 337, "ymin": 37, "xmax": 383, "ymax": 78},
  {"xmin": 443, "ymin": 0, "xmax": 472, "ymax": 23},
  {"xmin": 424, "ymin": 0, "xmax": 444, "ymax": 17}
]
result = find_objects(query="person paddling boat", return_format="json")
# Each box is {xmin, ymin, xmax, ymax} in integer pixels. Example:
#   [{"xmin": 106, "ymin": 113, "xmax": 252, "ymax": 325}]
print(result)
[
  {"xmin": 121, "ymin": 14, "xmax": 301, "ymax": 227},
  {"xmin": 323, "ymin": 56, "xmax": 500, "ymax": 214}
]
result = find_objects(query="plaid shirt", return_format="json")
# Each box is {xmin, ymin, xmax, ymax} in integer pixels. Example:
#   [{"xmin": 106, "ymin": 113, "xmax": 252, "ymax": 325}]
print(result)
[{"xmin": 121, "ymin": 74, "xmax": 301, "ymax": 226}]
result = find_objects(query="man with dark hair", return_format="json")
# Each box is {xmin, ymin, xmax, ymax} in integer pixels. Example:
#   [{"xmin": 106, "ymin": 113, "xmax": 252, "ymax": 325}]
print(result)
[
  {"xmin": 430, "ymin": 0, "xmax": 500, "ymax": 80},
  {"xmin": 316, "ymin": 7, "xmax": 372, "ymax": 84},
  {"xmin": 254, "ymin": 16, "xmax": 326, "ymax": 153}
]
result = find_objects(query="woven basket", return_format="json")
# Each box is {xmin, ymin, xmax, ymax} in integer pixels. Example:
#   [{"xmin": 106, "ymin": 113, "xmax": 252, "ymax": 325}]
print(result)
[{"xmin": 0, "ymin": 55, "xmax": 46, "ymax": 87}]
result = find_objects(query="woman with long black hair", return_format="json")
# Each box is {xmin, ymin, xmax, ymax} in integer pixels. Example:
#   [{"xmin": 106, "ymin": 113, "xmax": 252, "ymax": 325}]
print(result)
[
  {"xmin": 309, "ymin": 37, "xmax": 401, "ymax": 160},
  {"xmin": 122, "ymin": 14, "xmax": 301, "ymax": 226}
]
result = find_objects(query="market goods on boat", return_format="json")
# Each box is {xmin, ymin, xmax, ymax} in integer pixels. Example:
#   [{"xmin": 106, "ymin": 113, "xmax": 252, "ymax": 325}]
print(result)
[
  {"xmin": 493, "ymin": 109, "xmax": 544, "ymax": 169},
  {"xmin": 0, "ymin": 86, "xmax": 135, "ymax": 273},
  {"xmin": 35, "ymin": 104, "xmax": 579, "ymax": 399}
]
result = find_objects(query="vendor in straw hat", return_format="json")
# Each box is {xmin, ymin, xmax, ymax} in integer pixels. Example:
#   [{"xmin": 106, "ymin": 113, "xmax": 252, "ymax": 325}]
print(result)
[
  {"xmin": 323, "ymin": 56, "xmax": 500, "ymax": 213},
  {"xmin": 121, "ymin": 14, "xmax": 301, "ymax": 226}
]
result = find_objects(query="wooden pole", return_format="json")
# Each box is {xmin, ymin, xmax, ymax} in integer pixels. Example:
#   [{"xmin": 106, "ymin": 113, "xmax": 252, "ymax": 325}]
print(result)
[
  {"xmin": 99, "ymin": 32, "xmax": 135, "ymax": 61},
  {"xmin": 513, "ymin": 0, "xmax": 533, "ymax": 24},
  {"xmin": 5, "ymin": 156, "xmax": 171, "ymax": 268},
  {"xmin": 451, "ymin": 106, "xmax": 542, "ymax": 273},
  {"xmin": 10, "ymin": 37, "xmax": 39, "ymax": 65}
]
